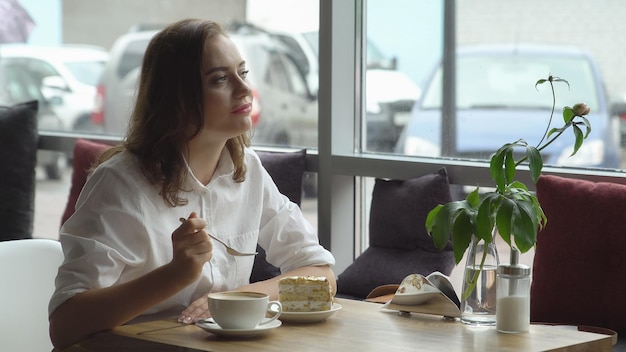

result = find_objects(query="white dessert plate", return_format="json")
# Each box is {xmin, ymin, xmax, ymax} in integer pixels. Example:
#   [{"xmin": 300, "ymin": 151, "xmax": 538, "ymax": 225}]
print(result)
[
  {"xmin": 391, "ymin": 291, "xmax": 440, "ymax": 306},
  {"xmin": 195, "ymin": 317, "xmax": 281, "ymax": 337},
  {"xmin": 279, "ymin": 303, "xmax": 342, "ymax": 323}
]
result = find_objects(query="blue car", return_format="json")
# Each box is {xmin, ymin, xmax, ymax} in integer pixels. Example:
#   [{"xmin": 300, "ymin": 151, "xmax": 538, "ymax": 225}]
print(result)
[{"xmin": 396, "ymin": 44, "xmax": 620, "ymax": 169}]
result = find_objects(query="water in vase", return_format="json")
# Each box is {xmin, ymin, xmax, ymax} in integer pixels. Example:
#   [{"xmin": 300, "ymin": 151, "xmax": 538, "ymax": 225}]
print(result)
[{"xmin": 461, "ymin": 264, "xmax": 497, "ymax": 325}]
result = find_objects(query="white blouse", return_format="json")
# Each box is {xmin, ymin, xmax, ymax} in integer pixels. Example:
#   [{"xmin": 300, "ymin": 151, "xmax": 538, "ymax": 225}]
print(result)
[{"xmin": 49, "ymin": 147, "xmax": 335, "ymax": 316}]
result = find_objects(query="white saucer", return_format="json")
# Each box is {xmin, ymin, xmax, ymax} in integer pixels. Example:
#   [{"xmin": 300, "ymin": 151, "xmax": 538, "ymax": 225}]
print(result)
[
  {"xmin": 279, "ymin": 303, "xmax": 342, "ymax": 323},
  {"xmin": 391, "ymin": 292, "xmax": 440, "ymax": 305},
  {"xmin": 195, "ymin": 317, "xmax": 281, "ymax": 337}
]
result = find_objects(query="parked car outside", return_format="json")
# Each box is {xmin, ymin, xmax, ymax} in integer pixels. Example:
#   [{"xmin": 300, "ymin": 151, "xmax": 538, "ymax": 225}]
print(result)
[
  {"xmin": 609, "ymin": 97, "xmax": 626, "ymax": 147},
  {"xmin": 90, "ymin": 30, "xmax": 157, "ymax": 136},
  {"xmin": 0, "ymin": 61, "xmax": 66, "ymax": 179},
  {"xmin": 93, "ymin": 27, "xmax": 316, "ymax": 149},
  {"xmin": 271, "ymin": 28, "xmax": 421, "ymax": 152},
  {"xmin": 228, "ymin": 24, "xmax": 317, "ymax": 148},
  {"xmin": 0, "ymin": 44, "xmax": 109, "ymax": 132},
  {"xmin": 395, "ymin": 44, "xmax": 621, "ymax": 170}
]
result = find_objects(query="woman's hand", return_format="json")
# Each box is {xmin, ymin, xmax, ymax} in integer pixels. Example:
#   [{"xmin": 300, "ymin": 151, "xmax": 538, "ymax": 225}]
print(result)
[
  {"xmin": 171, "ymin": 212, "xmax": 213, "ymax": 285},
  {"xmin": 178, "ymin": 294, "xmax": 211, "ymax": 323}
]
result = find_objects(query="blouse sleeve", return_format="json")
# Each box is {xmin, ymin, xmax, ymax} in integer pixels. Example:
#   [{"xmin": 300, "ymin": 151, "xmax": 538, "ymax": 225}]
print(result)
[
  {"xmin": 250, "ymin": 152, "xmax": 335, "ymax": 273},
  {"xmin": 48, "ymin": 162, "xmax": 151, "ymax": 316}
]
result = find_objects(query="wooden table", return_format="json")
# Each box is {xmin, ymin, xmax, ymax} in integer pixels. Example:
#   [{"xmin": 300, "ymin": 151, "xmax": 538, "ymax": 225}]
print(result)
[{"xmin": 76, "ymin": 298, "xmax": 612, "ymax": 351}]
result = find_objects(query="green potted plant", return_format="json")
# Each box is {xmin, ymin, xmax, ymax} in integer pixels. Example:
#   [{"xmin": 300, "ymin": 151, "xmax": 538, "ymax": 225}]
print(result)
[{"xmin": 425, "ymin": 75, "xmax": 591, "ymax": 324}]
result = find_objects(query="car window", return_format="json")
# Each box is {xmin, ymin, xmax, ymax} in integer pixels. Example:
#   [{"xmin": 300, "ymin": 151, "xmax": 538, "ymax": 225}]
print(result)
[
  {"xmin": 3, "ymin": 64, "xmax": 43, "ymax": 103},
  {"xmin": 422, "ymin": 54, "xmax": 600, "ymax": 111},
  {"xmin": 266, "ymin": 52, "xmax": 291, "ymax": 92},
  {"xmin": 117, "ymin": 38, "xmax": 151, "ymax": 79},
  {"xmin": 302, "ymin": 32, "xmax": 318, "ymax": 57},
  {"xmin": 64, "ymin": 61, "xmax": 106, "ymax": 86},
  {"xmin": 301, "ymin": 31, "xmax": 391, "ymax": 69},
  {"xmin": 281, "ymin": 54, "xmax": 309, "ymax": 97},
  {"xmin": 5, "ymin": 58, "xmax": 58, "ymax": 84},
  {"xmin": 274, "ymin": 34, "xmax": 310, "ymax": 76}
]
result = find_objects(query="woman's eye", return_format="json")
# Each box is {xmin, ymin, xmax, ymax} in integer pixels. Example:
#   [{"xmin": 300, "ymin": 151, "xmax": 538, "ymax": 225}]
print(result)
[
  {"xmin": 215, "ymin": 75, "xmax": 228, "ymax": 83},
  {"xmin": 240, "ymin": 70, "xmax": 249, "ymax": 79}
]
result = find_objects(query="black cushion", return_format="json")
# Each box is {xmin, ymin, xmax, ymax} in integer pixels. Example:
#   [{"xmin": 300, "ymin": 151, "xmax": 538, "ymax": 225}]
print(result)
[
  {"xmin": 0, "ymin": 100, "xmax": 38, "ymax": 241},
  {"xmin": 250, "ymin": 149, "xmax": 306, "ymax": 283},
  {"xmin": 337, "ymin": 168, "xmax": 455, "ymax": 299}
]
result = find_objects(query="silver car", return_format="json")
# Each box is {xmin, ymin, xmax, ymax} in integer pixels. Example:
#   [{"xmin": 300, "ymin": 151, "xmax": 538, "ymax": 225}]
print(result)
[
  {"xmin": 0, "ymin": 61, "xmax": 66, "ymax": 179},
  {"xmin": 92, "ymin": 27, "xmax": 316, "ymax": 150},
  {"xmin": 0, "ymin": 44, "xmax": 109, "ymax": 133}
]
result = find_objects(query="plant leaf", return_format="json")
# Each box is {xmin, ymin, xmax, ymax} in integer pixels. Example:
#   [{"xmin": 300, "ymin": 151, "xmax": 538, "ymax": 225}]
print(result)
[
  {"xmin": 490, "ymin": 147, "xmax": 507, "ymax": 190},
  {"xmin": 495, "ymin": 197, "xmax": 514, "ymax": 246},
  {"xmin": 578, "ymin": 116, "xmax": 592, "ymax": 138},
  {"xmin": 426, "ymin": 201, "xmax": 473, "ymax": 250},
  {"xmin": 466, "ymin": 186, "xmax": 480, "ymax": 207},
  {"xmin": 511, "ymin": 200, "xmax": 538, "ymax": 253},
  {"xmin": 426, "ymin": 204, "xmax": 450, "ymax": 249},
  {"xmin": 504, "ymin": 148, "xmax": 515, "ymax": 184},
  {"xmin": 534, "ymin": 78, "xmax": 547, "ymax": 88},
  {"xmin": 475, "ymin": 194, "xmax": 498, "ymax": 241},
  {"xmin": 452, "ymin": 211, "xmax": 473, "ymax": 263},
  {"xmin": 571, "ymin": 124, "xmax": 584, "ymax": 156},
  {"xmin": 562, "ymin": 106, "xmax": 575, "ymax": 123},
  {"xmin": 525, "ymin": 145, "xmax": 543, "ymax": 184}
]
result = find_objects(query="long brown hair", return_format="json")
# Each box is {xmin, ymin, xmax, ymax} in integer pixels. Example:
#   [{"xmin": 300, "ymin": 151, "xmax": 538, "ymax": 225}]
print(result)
[{"xmin": 98, "ymin": 18, "xmax": 251, "ymax": 207}]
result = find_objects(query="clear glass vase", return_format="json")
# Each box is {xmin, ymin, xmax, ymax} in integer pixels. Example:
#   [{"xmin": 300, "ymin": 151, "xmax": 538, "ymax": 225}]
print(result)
[{"xmin": 460, "ymin": 232, "xmax": 499, "ymax": 325}]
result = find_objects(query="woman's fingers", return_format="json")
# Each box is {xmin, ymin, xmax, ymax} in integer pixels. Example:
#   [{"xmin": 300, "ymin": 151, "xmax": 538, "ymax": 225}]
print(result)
[{"xmin": 178, "ymin": 295, "xmax": 211, "ymax": 323}]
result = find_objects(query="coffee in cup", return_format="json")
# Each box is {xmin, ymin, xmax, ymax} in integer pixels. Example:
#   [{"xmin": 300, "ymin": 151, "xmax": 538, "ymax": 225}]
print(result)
[{"xmin": 207, "ymin": 291, "xmax": 282, "ymax": 330}]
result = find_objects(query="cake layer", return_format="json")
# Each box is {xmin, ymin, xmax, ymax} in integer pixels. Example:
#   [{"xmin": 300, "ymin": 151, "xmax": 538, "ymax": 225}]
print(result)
[{"xmin": 278, "ymin": 276, "xmax": 332, "ymax": 312}]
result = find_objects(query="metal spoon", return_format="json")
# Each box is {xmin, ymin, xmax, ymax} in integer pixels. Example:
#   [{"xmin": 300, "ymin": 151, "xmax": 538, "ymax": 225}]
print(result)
[{"xmin": 179, "ymin": 218, "xmax": 257, "ymax": 257}]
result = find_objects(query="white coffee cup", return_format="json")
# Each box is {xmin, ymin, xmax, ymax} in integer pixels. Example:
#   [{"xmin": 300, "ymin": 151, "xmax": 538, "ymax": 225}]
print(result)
[{"xmin": 207, "ymin": 291, "xmax": 282, "ymax": 330}]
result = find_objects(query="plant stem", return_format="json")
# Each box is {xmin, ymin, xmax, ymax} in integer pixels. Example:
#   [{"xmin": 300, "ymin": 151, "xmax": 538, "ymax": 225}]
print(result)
[
  {"xmin": 537, "ymin": 79, "xmax": 557, "ymax": 147},
  {"xmin": 514, "ymin": 78, "xmax": 565, "ymax": 168},
  {"xmin": 461, "ymin": 237, "xmax": 490, "ymax": 300},
  {"xmin": 514, "ymin": 129, "xmax": 565, "ymax": 168}
]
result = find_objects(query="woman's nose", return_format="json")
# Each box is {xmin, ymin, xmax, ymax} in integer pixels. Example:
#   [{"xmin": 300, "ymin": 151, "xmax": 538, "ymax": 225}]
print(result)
[{"xmin": 235, "ymin": 77, "xmax": 252, "ymax": 98}]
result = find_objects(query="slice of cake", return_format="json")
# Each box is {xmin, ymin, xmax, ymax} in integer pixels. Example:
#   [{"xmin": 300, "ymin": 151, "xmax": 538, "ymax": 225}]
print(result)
[{"xmin": 278, "ymin": 276, "xmax": 333, "ymax": 312}]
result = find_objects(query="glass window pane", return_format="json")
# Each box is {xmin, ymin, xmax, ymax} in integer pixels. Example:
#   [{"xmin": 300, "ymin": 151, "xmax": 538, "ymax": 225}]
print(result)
[
  {"xmin": 15, "ymin": 0, "xmax": 320, "ymax": 239},
  {"xmin": 364, "ymin": 0, "xmax": 439, "ymax": 153},
  {"xmin": 366, "ymin": 0, "xmax": 624, "ymax": 172}
]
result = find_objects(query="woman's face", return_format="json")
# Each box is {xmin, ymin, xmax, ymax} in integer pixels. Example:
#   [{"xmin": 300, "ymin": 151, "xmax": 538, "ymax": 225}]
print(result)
[{"xmin": 199, "ymin": 34, "xmax": 253, "ymax": 143}]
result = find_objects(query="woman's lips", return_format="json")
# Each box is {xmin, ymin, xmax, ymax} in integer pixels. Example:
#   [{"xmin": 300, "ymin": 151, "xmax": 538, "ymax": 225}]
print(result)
[{"xmin": 232, "ymin": 103, "xmax": 252, "ymax": 114}]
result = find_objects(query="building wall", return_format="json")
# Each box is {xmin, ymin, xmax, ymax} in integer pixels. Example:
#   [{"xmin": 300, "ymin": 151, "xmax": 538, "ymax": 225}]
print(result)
[{"xmin": 61, "ymin": 0, "xmax": 246, "ymax": 50}]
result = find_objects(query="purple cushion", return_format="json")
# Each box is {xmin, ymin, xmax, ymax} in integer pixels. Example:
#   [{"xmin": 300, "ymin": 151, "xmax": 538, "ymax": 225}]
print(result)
[
  {"xmin": 531, "ymin": 175, "xmax": 626, "ymax": 334},
  {"xmin": 0, "ymin": 101, "xmax": 38, "ymax": 240},
  {"xmin": 337, "ymin": 168, "xmax": 455, "ymax": 299},
  {"xmin": 256, "ymin": 150, "xmax": 305, "ymax": 207}
]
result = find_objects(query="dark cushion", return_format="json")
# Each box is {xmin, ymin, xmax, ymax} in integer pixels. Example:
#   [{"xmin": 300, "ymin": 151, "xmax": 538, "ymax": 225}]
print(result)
[
  {"xmin": 60, "ymin": 139, "xmax": 110, "ymax": 226},
  {"xmin": 250, "ymin": 149, "xmax": 306, "ymax": 283},
  {"xmin": 256, "ymin": 149, "xmax": 306, "ymax": 207},
  {"xmin": 0, "ymin": 100, "xmax": 38, "ymax": 241},
  {"xmin": 531, "ymin": 175, "xmax": 626, "ymax": 334},
  {"xmin": 337, "ymin": 168, "xmax": 455, "ymax": 299}
]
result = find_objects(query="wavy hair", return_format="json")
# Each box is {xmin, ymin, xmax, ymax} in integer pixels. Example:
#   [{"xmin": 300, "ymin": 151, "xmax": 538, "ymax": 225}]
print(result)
[{"xmin": 97, "ymin": 18, "xmax": 251, "ymax": 207}]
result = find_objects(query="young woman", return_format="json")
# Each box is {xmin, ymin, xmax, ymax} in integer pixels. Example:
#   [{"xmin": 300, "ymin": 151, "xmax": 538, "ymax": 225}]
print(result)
[{"xmin": 48, "ymin": 18, "xmax": 335, "ymax": 349}]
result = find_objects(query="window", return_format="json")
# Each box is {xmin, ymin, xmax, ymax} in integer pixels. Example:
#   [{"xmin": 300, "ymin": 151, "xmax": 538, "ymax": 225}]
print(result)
[{"xmin": 9, "ymin": 0, "xmax": 626, "ymax": 284}]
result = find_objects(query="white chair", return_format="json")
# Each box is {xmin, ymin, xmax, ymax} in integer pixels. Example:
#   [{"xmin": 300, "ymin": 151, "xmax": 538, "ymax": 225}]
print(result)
[{"xmin": 0, "ymin": 239, "xmax": 63, "ymax": 352}]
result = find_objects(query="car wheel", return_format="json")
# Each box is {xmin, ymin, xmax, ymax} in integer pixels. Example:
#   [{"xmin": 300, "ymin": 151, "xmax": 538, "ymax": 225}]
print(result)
[
  {"xmin": 275, "ymin": 131, "xmax": 290, "ymax": 146},
  {"xmin": 44, "ymin": 153, "xmax": 65, "ymax": 180},
  {"xmin": 303, "ymin": 172, "xmax": 317, "ymax": 198},
  {"xmin": 74, "ymin": 116, "xmax": 101, "ymax": 133}
]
